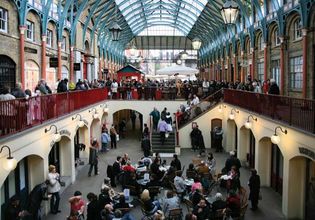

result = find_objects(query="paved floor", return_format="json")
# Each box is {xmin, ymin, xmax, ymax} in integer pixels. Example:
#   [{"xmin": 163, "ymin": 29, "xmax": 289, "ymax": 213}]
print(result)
[{"xmin": 45, "ymin": 126, "xmax": 285, "ymax": 220}]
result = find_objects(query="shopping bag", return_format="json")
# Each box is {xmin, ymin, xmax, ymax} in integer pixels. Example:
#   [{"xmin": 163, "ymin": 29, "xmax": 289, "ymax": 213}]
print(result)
[{"xmin": 116, "ymin": 134, "xmax": 119, "ymax": 141}]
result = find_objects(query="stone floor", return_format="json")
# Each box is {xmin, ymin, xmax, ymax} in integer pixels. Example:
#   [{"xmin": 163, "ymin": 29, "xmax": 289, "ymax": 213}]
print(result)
[{"xmin": 45, "ymin": 128, "xmax": 285, "ymax": 220}]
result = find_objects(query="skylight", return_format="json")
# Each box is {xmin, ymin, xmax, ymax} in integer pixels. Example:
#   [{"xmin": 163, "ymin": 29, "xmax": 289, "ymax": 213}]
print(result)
[{"xmin": 115, "ymin": 0, "xmax": 208, "ymax": 36}]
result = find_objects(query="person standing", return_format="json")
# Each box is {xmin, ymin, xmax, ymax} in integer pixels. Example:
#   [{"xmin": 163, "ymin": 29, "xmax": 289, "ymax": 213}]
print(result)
[
  {"xmin": 47, "ymin": 165, "xmax": 61, "ymax": 214},
  {"xmin": 110, "ymin": 124, "xmax": 118, "ymax": 149},
  {"xmin": 150, "ymin": 107, "xmax": 160, "ymax": 131},
  {"xmin": 130, "ymin": 110, "xmax": 137, "ymax": 130},
  {"xmin": 101, "ymin": 129, "xmax": 110, "ymax": 152},
  {"xmin": 143, "ymin": 123, "xmax": 150, "ymax": 138},
  {"xmin": 157, "ymin": 118, "xmax": 168, "ymax": 145},
  {"xmin": 88, "ymin": 138, "xmax": 99, "ymax": 177},
  {"xmin": 248, "ymin": 169, "xmax": 261, "ymax": 211},
  {"xmin": 112, "ymin": 156, "xmax": 122, "ymax": 187}
]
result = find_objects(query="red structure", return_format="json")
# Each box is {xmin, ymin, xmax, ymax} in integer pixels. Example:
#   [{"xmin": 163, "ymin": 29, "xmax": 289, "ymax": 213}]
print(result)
[{"xmin": 116, "ymin": 65, "xmax": 144, "ymax": 82}]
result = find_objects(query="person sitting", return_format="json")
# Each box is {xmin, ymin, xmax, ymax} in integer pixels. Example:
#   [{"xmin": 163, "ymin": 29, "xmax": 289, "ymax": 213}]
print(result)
[
  {"xmin": 86, "ymin": 192, "xmax": 99, "ymax": 220},
  {"xmin": 114, "ymin": 195, "xmax": 130, "ymax": 210},
  {"xmin": 226, "ymin": 190, "xmax": 241, "ymax": 218},
  {"xmin": 191, "ymin": 188, "xmax": 203, "ymax": 207},
  {"xmin": 170, "ymin": 154, "xmax": 181, "ymax": 171},
  {"xmin": 174, "ymin": 171, "xmax": 186, "ymax": 200},
  {"xmin": 211, "ymin": 193, "xmax": 227, "ymax": 218},
  {"xmin": 196, "ymin": 161, "xmax": 209, "ymax": 176},
  {"xmin": 161, "ymin": 191, "xmax": 180, "ymax": 217},
  {"xmin": 98, "ymin": 187, "xmax": 113, "ymax": 212},
  {"xmin": 140, "ymin": 189, "xmax": 160, "ymax": 214},
  {"xmin": 150, "ymin": 157, "xmax": 165, "ymax": 180},
  {"xmin": 192, "ymin": 199, "xmax": 210, "ymax": 220},
  {"xmin": 191, "ymin": 176, "xmax": 203, "ymax": 193},
  {"xmin": 100, "ymin": 204, "xmax": 115, "ymax": 220},
  {"xmin": 122, "ymin": 161, "xmax": 136, "ymax": 172},
  {"xmin": 186, "ymin": 163, "xmax": 197, "ymax": 179}
]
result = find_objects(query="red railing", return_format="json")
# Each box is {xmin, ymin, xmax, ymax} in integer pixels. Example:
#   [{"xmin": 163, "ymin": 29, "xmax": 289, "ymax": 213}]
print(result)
[
  {"xmin": 223, "ymin": 89, "xmax": 315, "ymax": 134},
  {"xmin": 0, "ymin": 88, "xmax": 109, "ymax": 138}
]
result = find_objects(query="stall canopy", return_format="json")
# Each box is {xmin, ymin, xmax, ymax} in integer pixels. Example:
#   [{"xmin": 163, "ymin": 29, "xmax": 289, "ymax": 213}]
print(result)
[
  {"xmin": 156, "ymin": 65, "xmax": 199, "ymax": 76},
  {"xmin": 117, "ymin": 65, "xmax": 144, "ymax": 82}
]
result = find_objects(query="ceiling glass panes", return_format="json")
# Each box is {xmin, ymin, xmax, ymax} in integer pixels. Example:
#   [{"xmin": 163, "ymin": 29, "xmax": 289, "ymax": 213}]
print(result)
[
  {"xmin": 115, "ymin": 0, "xmax": 208, "ymax": 36},
  {"xmin": 138, "ymin": 26, "xmax": 185, "ymax": 36}
]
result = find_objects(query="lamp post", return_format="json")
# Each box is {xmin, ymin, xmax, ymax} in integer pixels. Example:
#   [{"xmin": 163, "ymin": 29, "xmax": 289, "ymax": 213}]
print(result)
[
  {"xmin": 89, "ymin": 108, "xmax": 99, "ymax": 119},
  {"xmin": 72, "ymin": 114, "xmax": 84, "ymax": 128},
  {"xmin": 218, "ymin": 104, "xmax": 226, "ymax": 113},
  {"xmin": 244, "ymin": 115, "xmax": 257, "ymax": 129},
  {"xmin": 271, "ymin": 126, "xmax": 287, "ymax": 144},
  {"xmin": 229, "ymin": 108, "xmax": 239, "ymax": 120},
  {"xmin": 0, "ymin": 145, "xmax": 18, "ymax": 171},
  {"xmin": 220, "ymin": 0, "xmax": 240, "ymax": 25},
  {"xmin": 109, "ymin": 4, "xmax": 122, "ymax": 41},
  {"xmin": 100, "ymin": 104, "xmax": 109, "ymax": 113},
  {"xmin": 45, "ymin": 125, "xmax": 61, "ymax": 142}
]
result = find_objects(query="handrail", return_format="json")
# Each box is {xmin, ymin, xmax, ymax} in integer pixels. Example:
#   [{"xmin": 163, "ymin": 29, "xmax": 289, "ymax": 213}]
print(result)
[
  {"xmin": 175, "ymin": 89, "xmax": 224, "ymax": 129},
  {"xmin": 223, "ymin": 89, "xmax": 315, "ymax": 134}
]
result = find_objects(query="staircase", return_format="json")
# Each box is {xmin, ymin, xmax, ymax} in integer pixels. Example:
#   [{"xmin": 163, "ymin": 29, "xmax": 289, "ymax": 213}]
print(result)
[{"xmin": 151, "ymin": 132, "xmax": 176, "ymax": 153}]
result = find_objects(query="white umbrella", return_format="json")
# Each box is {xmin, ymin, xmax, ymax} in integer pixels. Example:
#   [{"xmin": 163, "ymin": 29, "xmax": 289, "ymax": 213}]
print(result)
[{"xmin": 156, "ymin": 65, "xmax": 198, "ymax": 76}]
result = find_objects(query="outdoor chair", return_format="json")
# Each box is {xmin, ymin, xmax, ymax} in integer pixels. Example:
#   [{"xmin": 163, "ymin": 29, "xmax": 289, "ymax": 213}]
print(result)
[{"xmin": 167, "ymin": 208, "xmax": 183, "ymax": 220}]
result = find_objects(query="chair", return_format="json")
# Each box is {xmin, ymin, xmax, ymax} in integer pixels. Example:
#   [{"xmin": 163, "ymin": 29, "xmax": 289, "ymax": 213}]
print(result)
[
  {"xmin": 183, "ymin": 198, "xmax": 193, "ymax": 212},
  {"xmin": 214, "ymin": 208, "xmax": 226, "ymax": 220},
  {"xmin": 168, "ymin": 208, "xmax": 183, "ymax": 220},
  {"xmin": 138, "ymin": 199, "xmax": 155, "ymax": 217},
  {"xmin": 238, "ymin": 187, "xmax": 248, "ymax": 207}
]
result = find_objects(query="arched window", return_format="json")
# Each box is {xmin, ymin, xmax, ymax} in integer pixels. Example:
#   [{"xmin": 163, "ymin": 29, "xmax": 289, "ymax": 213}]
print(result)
[
  {"xmin": 257, "ymin": 33, "xmax": 264, "ymax": 51},
  {"xmin": 272, "ymin": 27, "xmax": 280, "ymax": 47},
  {"xmin": 293, "ymin": 18, "xmax": 302, "ymax": 40}
]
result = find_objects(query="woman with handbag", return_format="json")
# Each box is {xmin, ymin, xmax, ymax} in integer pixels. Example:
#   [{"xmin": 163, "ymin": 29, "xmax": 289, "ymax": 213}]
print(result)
[{"xmin": 47, "ymin": 165, "xmax": 61, "ymax": 214}]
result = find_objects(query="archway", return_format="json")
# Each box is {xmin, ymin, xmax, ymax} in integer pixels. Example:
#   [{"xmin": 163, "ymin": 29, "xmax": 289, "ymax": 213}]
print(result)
[
  {"xmin": 271, "ymin": 143, "xmax": 283, "ymax": 195},
  {"xmin": 238, "ymin": 126, "xmax": 249, "ymax": 164},
  {"xmin": 0, "ymin": 55, "xmax": 16, "ymax": 90},
  {"xmin": 226, "ymin": 119, "xmax": 237, "ymax": 153},
  {"xmin": 74, "ymin": 125, "xmax": 89, "ymax": 167},
  {"xmin": 210, "ymin": 118, "xmax": 222, "ymax": 150},
  {"xmin": 257, "ymin": 137, "xmax": 272, "ymax": 186},
  {"xmin": 287, "ymin": 156, "xmax": 315, "ymax": 219},
  {"xmin": 90, "ymin": 118, "xmax": 101, "ymax": 146},
  {"xmin": 0, "ymin": 155, "xmax": 44, "ymax": 219},
  {"xmin": 25, "ymin": 60, "xmax": 39, "ymax": 92},
  {"xmin": 113, "ymin": 109, "xmax": 143, "ymax": 140}
]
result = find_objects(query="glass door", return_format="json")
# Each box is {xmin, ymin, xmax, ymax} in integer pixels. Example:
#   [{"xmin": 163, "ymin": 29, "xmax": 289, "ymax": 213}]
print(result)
[{"xmin": 271, "ymin": 60, "xmax": 280, "ymax": 86}]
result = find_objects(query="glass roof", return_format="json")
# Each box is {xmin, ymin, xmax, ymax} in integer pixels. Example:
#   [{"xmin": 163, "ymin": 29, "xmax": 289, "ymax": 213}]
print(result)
[
  {"xmin": 138, "ymin": 26, "xmax": 185, "ymax": 36},
  {"xmin": 115, "ymin": 0, "xmax": 208, "ymax": 36}
]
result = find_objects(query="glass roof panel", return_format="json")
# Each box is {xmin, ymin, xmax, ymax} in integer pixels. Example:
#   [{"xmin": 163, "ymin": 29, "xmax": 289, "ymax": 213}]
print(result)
[
  {"xmin": 115, "ymin": 0, "xmax": 208, "ymax": 36},
  {"xmin": 138, "ymin": 25, "xmax": 185, "ymax": 36}
]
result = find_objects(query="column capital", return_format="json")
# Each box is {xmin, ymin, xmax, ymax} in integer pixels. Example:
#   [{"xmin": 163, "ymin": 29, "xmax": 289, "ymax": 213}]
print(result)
[
  {"xmin": 42, "ymin": 35, "xmax": 46, "ymax": 42},
  {"xmin": 58, "ymin": 41, "xmax": 62, "ymax": 47},
  {"xmin": 70, "ymin": 46, "xmax": 74, "ymax": 51},
  {"xmin": 302, "ymin": 28, "xmax": 308, "ymax": 37},
  {"xmin": 279, "ymin": 36, "xmax": 285, "ymax": 44},
  {"xmin": 19, "ymin": 26, "xmax": 26, "ymax": 34},
  {"xmin": 263, "ymin": 42, "xmax": 268, "ymax": 48},
  {"xmin": 250, "ymin": 47, "xmax": 255, "ymax": 53}
]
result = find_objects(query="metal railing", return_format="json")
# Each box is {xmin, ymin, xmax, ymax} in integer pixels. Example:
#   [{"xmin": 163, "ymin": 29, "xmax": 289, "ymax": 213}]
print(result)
[
  {"xmin": 0, "ymin": 88, "xmax": 109, "ymax": 138},
  {"xmin": 223, "ymin": 89, "xmax": 315, "ymax": 134}
]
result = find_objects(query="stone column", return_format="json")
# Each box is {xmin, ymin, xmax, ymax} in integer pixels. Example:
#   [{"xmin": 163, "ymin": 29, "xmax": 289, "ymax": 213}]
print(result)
[
  {"xmin": 263, "ymin": 43, "xmax": 268, "ymax": 81},
  {"xmin": 251, "ymin": 47, "xmax": 255, "ymax": 80},
  {"xmin": 19, "ymin": 26, "xmax": 26, "ymax": 89},
  {"xmin": 302, "ymin": 29, "xmax": 308, "ymax": 98},
  {"xmin": 70, "ymin": 46, "xmax": 74, "ymax": 82},
  {"xmin": 233, "ymin": 54, "xmax": 237, "ymax": 82},
  {"xmin": 41, "ymin": 35, "xmax": 46, "ymax": 80},
  {"xmin": 240, "ymin": 51, "xmax": 245, "ymax": 82},
  {"xmin": 221, "ymin": 58, "xmax": 225, "ymax": 81},
  {"xmin": 57, "ymin": 41, "xmax": 62, "ymax": 79},
  {"xmin": 279, "ymin": 37, "xmax": 285, "ymax": 95}
]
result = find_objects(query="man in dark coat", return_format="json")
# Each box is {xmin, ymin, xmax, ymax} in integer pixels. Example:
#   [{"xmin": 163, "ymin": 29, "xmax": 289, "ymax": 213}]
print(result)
[
  {"xmin": 88, "ymin": 138, "xmax": 99, "ymax": 177},
  {"xmin": 26, "ymin": 182, "xmax": 49, "ymax": 220},
  {"xmin": 141, "ymin": 136, "xmax": 151, "ymax": 157},
  {"xmin": 112, "ymin": 156, "xmax": 122, "ymax": 187},
  {"xmin": 268, "ymin": 79, "xmax": 280, "ymax": 95},
  {"xmin": 248, "ymin": 169, "xmax": 261, "ymax": 210},
  {"xmin": 57, "ymin": 78, "xmax": 68, "ymax": 93},
  {"xmin": 150, "ymin": 107, "xmax": 160, "ymax": 131}
]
